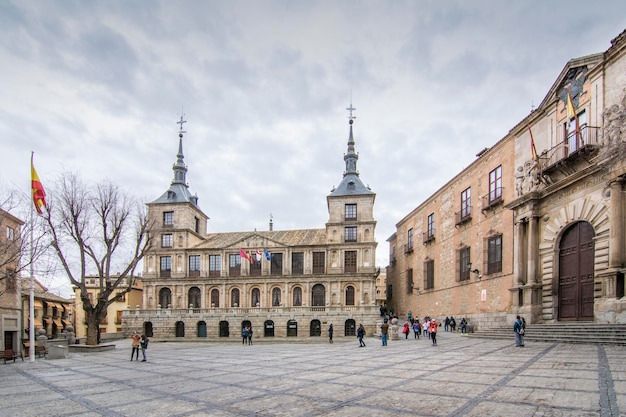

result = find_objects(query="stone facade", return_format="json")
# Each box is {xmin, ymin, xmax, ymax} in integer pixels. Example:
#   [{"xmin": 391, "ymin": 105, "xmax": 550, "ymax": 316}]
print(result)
[
  {"xmin": 124, "ymin": 116, "xmax": 380, "ymax": 339},
  {"xmin": 387, "ymin": 29, "xmax": 626, "ymax": 328},
  {"xmin": 0, "ymin": 209, "xmax": 24, "ymax": 352}
]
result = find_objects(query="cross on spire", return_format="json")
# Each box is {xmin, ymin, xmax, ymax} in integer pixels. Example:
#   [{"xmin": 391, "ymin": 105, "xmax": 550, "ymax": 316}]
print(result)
[
  {"xmin": 346, "ymin": 103, "xmax": 356, "ymax": 124},
  {"xmin": 177, "ymin": 114, "xmax": 187, "ymax": 134}
]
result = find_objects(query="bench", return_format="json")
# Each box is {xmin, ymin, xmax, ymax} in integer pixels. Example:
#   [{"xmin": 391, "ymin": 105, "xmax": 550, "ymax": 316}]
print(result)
[
  {"xmin": 23, "ymin": 343, "xmax": 48, "ymax": 358},
  {"xmin": 2, "ymin": 349, "xmax": 23, "ymax": 364}
]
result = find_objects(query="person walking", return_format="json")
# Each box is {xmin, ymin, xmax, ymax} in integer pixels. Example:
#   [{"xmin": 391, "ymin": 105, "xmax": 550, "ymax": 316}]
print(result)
[
  {"xmin": 242, "ymin": 326, "xmax": 249, "ymax": 345},
  {"xmin": 412, "ymin": 320, "xmax": 421, "ymax": 339},
  {"xmin": 357, "ymin": 324, "xmax": 366, "ymax": 347},
  {"xmin": 460, "ymin": 318, "xmax": 468, "ymax": 335},
  {"xmin": 130, "ymin": 332, "xmax": 141, "ymax": 361},
  {"xmin": 380, "ymin": 319, "xmax": 389, "ymax": 346},
  {"xmin": 328, "ymin": 323, "xmax": 334, "ymax": 343},
  {"xmin": 444, "ymin": 317, "xmax": 450, "ymax": 332},
  {"xmin": 247, "ymin": 326, "xmax": 253, "ymax": 345},
  {"xmin": 140, "ymin": 334, "xmax": 149, "ymax": 362},
  {"xmin": 402, "ymin": 322, "xmax": 410, "ymax": 339},
  {"xmin": 514, "ymin": 315, "xmax": 525, "ymax": 347},
  {"xmin": 429, "ymin": 319, "xmax": 438, "ymax": 346}
]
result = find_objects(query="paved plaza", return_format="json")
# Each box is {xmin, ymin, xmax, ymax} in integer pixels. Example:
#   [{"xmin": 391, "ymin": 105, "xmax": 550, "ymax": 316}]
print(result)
[{"xmin": 1, "ymin": 331, "xmax": 625, "ymax": 416}]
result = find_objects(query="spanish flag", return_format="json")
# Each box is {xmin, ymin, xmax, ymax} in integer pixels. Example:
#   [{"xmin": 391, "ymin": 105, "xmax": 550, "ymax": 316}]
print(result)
[
  {"xmin": 528, "ymin": 125, "xmax": 539, "ymax": 165},
  {"xmin": 567, "ymin": 91, "xmax": 583, "ymax": 146},
  {"xmin": 31, "ymin": 153, "xmax": 47, "ymax": 215}
]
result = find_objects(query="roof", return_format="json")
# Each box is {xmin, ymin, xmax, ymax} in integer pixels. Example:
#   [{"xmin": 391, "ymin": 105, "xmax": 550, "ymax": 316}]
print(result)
[{"xmin": 193, "ymin": 228, "xmax": 327, "ymax": 250}]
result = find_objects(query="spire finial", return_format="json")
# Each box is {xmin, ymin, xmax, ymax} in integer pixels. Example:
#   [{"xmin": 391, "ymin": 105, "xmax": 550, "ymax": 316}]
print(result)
[
  {"xmin": 177, "ymin": 108, "xmax": 187, "ymax": 135},
  {"xmin": 346, "ymin": 102, "xmax": 356, "ymax": 125}
]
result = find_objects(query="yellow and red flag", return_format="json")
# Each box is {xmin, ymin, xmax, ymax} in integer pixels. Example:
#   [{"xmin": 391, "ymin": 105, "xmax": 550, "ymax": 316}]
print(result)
[
  {"xmin": 567, "ymin": 91, "xmax": 583, "ymax": 146},
  {"xmin": 31, "ymin": 153, "xmax": 47, "ymax": 215},
  {"xmin": 528, "ymin": 125, "xmax": 539, "ymax": 165}
]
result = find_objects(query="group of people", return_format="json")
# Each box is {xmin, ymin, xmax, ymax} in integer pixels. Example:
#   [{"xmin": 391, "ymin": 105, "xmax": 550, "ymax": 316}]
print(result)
[
  {"xmin": 241, "ymin": 326, "xmax": 253, "ymax": 345},
  {"xmin": 397, "ymin": 316, "xmax": 439, "ymax": 346},
  {"xmin": 130, "ymin": 332, "xmax": 149, "ymax": 362}
]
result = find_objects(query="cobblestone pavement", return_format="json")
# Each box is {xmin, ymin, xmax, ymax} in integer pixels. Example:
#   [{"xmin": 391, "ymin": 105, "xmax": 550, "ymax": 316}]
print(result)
[{"xmin": 1, "ymin": 331, "xmax": 625, "ymax": 416}]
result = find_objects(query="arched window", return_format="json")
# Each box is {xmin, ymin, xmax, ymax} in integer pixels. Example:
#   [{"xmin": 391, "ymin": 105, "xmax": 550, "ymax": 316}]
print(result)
[
  {"xmin": 312, "ymin": 284, "xmax": 325, "ymax": 307},
  {"xmin": 272, "ymin": 288, "xmax": 281, "ymax": 306},
  {"xmin": 210, "ymin": 288, "xmax": 219, "ymax": 307},
  {"xmin": 231, "ymin": 288, "xmax": 240, "ymax": 307},
  {"xmin": 159, "ymin": 287, "xmax": 172, "ymax": 308},
  {"xmin": 292, "ymin": 287, "xmax": 302, "ymax": 306},
  {"xmin": 188, "ymin": 287, "xmax": 201, "ymax": 308},
  {"xmin": 345, "ymin": 285, "xmax": 355, "ymax": 305},
  {"xmin": 251, "ymin": 288, "xmax": 261, "ymax": 307}
]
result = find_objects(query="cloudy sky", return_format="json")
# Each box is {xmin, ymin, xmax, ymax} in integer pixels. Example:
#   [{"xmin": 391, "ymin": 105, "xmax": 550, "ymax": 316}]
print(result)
[{"xmin": 1, "ymin": 1, "xmax": 624, "ymax": 296}]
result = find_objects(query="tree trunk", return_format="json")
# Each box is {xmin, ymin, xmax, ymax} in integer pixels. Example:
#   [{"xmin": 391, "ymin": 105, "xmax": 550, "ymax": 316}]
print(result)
[{"xmin": 85, "ymin": 309, "xmax": 106, "ymax": 345}]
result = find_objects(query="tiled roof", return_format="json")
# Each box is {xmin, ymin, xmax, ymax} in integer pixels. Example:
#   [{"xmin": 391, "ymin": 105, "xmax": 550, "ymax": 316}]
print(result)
[{"xmin": 193, "ymin": 228, "xmax": 327, "ymax": 250}]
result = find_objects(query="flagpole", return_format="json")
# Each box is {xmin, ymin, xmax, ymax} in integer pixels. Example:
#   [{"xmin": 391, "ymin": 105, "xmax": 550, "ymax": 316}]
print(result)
[{"xmin": 29, "ymin": 152, "xmax": 35, "ymax": 363}]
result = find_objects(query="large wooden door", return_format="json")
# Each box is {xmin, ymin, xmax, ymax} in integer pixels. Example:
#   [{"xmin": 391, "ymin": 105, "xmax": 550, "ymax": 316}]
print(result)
[{"xmin": 558, "ymin": 222, "xmax": 595, "ymax": 321}]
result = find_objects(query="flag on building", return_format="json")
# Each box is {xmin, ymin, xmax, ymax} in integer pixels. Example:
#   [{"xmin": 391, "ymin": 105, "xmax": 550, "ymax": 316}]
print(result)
[
  {"xmin": 239, "ymin": 249, "xmax": 251, "ymax": 263},
  {"xmin": 31, "ymin": 153, "xmax": 47, "ymax": 215},
  {"xmin": 255, "ymin": 249, "xmax": 262, "ymax": 262},
  {"xmin": 264, "ymin": 248, "xmax": 271, "ymax": 261},
  {"xmin": 528, "ymin": 125, "xmax": 539, "ymax": 165},
  {"xmin": 566, "ymin": 91, "xmax": 583, "ymax": 146}
]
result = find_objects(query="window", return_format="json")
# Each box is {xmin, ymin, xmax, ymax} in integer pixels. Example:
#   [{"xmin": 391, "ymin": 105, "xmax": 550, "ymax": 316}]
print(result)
[
  {"xmin": 345, "ymin": 204, "xmax": 357, "ymax": 221},
  {"xmin": 231, "ymin": 288, "xmax": 240, "ymax": 307},
  {"xmin": 292, "ymin": 252, "xmax": 304, "ymax": 274},
  {"xmin": 209, "ymin": 255, "xmax": 221, "ymax": 277},
  {"xmin": 272, "ymin": 288, "xmax": 281, "ymax": 306},
  {"xmin": 458, "ymin": 247, "xmax": 470, "ymax": 281},
  {"xmin": 312, "ymin": 252, "xmax": 325, "ymax": 274},
  {"xmin": 194, "ymin": 217, "xmax": 200, "ymax": 233},
  {"xmin": 345, "ymin": 226, "xmax": 357, "ymax": 242},
  {"xmin": 6, "ymin": 226, "xmax": 15, "ymax": 240},
  {"xmin": 163, "ymin": 211, "xmax": 174, "ymax": 227},
  {"xmin": 489, "ymin": 166, "xmax": 503, "ymax": 203},
  {"xmin": 188, "ymin": 287, "xmax": 201, "ymax": 308},
  {"xmin": 487, "ymin": 234, "xmax": 503, "ymax": 274},
  {"xmin": 407, "ymin": 228, "xmax": 414, "ymax": 251},
  {"xmin": 160, "ymin": 256, "xmax": 171, "ymax": 278},
  {"xmin": 406, "ymin": 268, "xmax": 414, "ymax": 294},
  {"xmin": 251, "ymin": 288, "xmax": 260, "ymax": 307},
  {"xmin": 229, "ymin": 254, "xmax": 241, "ymax": 276},
  {"xmin": 189, "ymin": 255, "xmax": 200, "ymax": 277},
  {"xmin": 210, "ymin": 288, "xmax": 219, "ymax": 307},
  {"xmin": 271, "ymin": 253, "xmax": 283, "ymax": 275},
  {"xmin": 461, "ymin": 187, "xmax": 471, "ymax": 219},
  {"xmin": 116, "ymin": 310, "xmax": 123, "ymax": 324},
  {"xmin": 566, "ymin": 109, "xmax": 587, "ymax": 154},
  {"xmin": 424, "ymin": 213, "xmax": 435, "ymax": 243},
  {"xmin": 312, "ymin": 284, "xmax": 325, "ymax": 306},
  {"xmin": 161, "ymin": 234, "xmax": 173, "ymax": 248},
  {"xmin": 292, "ymin": 287, "xmax": 302, "ymax": 306},
  {"xmin": 250, "ymin": 254, "xmax": 262, "ymax": 277},
  {"xmin": 345, "ymin": 286, "xmax": 355, "ymax": 305},
  {"xmin": 159, "ymin": 287, "xmax": 171, "ymax": 308},
  {"xmin": 424, "ymin": 259, "xmax": 434, "ymax": 290},
  {"xmin": 344, "ymin": 251, "xmax": 357, "ymax": 273}
]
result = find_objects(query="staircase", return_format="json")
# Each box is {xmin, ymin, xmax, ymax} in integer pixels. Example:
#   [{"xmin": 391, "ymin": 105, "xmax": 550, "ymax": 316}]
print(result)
[{"xmin": 467, "ymin": 322, "xmax": 626, "ymax": 345}]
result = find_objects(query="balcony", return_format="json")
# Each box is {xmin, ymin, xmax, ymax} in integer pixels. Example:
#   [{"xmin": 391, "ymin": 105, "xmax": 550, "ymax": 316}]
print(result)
[
  {"xmin": 540, "ymin": 125, "xmax": 600, "ymax": 175},
  {"xmin": 404, "ymin": 244, "xmax": 414, "ymax": 254},
  {"xmin": 455, "ymin": 209, "xmax": 472, "ymax": 226},
  {"xmin": 482, "ymin": 188, "xmax": 504, "ymax": 211},
  {"xmin": 423, "ymin": 231, "xmax": 435, "ymax": 245},
  {"xmin": 189, "ymin": 270, "xmax": 200, "ymax": 278}
]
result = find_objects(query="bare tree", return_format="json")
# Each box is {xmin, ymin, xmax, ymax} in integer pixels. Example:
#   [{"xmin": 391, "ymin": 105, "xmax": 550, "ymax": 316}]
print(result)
[
  {"xmin": 0, "ymin": 189, "xmax": 52, "ymax": 298},
  {"xmin": 45, "ymin": 173, "xmax": 153, "ymax": 345}
]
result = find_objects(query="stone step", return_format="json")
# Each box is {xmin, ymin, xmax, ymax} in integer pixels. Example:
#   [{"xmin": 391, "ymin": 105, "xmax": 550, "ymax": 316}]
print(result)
[{"xmin": 467, "ymin": 323, "xmax": 626, "ymax": 345}]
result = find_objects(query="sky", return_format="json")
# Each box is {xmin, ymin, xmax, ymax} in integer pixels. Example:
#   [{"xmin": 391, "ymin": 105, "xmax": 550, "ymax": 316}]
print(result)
[{"xmin": 1, "ymin": 1, "xmax": 625, "ymax": 297}]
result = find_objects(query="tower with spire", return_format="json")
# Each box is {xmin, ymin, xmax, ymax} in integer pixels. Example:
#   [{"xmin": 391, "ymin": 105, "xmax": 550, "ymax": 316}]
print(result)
[{"xmin": 326, "ymin": 104, "xmax": 377, "ymax": 275}]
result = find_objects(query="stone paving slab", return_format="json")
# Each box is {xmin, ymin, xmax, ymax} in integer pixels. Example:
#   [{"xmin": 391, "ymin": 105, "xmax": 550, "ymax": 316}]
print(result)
[{"xmin": 1, "ymin": 332, "xmax": 624, "ymax": 416}]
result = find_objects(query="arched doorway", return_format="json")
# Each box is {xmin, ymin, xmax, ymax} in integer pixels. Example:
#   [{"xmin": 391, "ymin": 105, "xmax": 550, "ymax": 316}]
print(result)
[
  {"xmin": 264, "ymin": 320, "xmax": 275, "ymax": 337},
  {"xmin": 558, "ymin": 221, "xmax": 595, "ymax": 321},
  {"xmin": 197, "ymin": 321, "xmax": 207, "ymax": 338},
  {"xmin": 310, "ymin": 319, "xmax": 321, "ymax": 336},
  {"xmin": 159, "ymin": 287, "xmax": 172, "ymax": 308},
  {"xmin": 143, "ymin": 321, "xmax": 153, "ymax": 338},
  {"xmin": 175, "ymin": 321, "xmax": 185, "ymax": 337},
  {"xmin": 312, "ymin": 284, "xmax": 325, "ymax": 307},
  {"xmin": 345, "ymin": 319, "xmax": 356, "ymax": 336},
  {"xmin": 219, "ymin": 321, "xmax": 229, "ymax": 337}
]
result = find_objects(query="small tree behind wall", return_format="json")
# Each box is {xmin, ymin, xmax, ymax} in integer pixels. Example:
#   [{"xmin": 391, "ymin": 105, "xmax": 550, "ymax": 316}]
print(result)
[{"xmin": 45, "ymin": 173, "xmax": 152, "ymax": 345}]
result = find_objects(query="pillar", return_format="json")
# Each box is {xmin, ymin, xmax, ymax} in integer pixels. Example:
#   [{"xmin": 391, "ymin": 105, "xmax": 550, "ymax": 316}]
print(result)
[{"xmin": 609, "ymin": 179, "xmax": 624, "ymax": 268}]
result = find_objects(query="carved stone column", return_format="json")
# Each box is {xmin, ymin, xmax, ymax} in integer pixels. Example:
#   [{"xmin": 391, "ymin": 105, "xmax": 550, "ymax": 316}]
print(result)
[
  {"xmin": 609, "ymin": 179, "xmax": 624, "ymax": 268},
  {"xmin": 514, "ymin": 219, "xmax": 526, "ymax": 287},
  {"xmin": 527, "ymin": 215, "xmax": 539, "ymax": 285}
]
